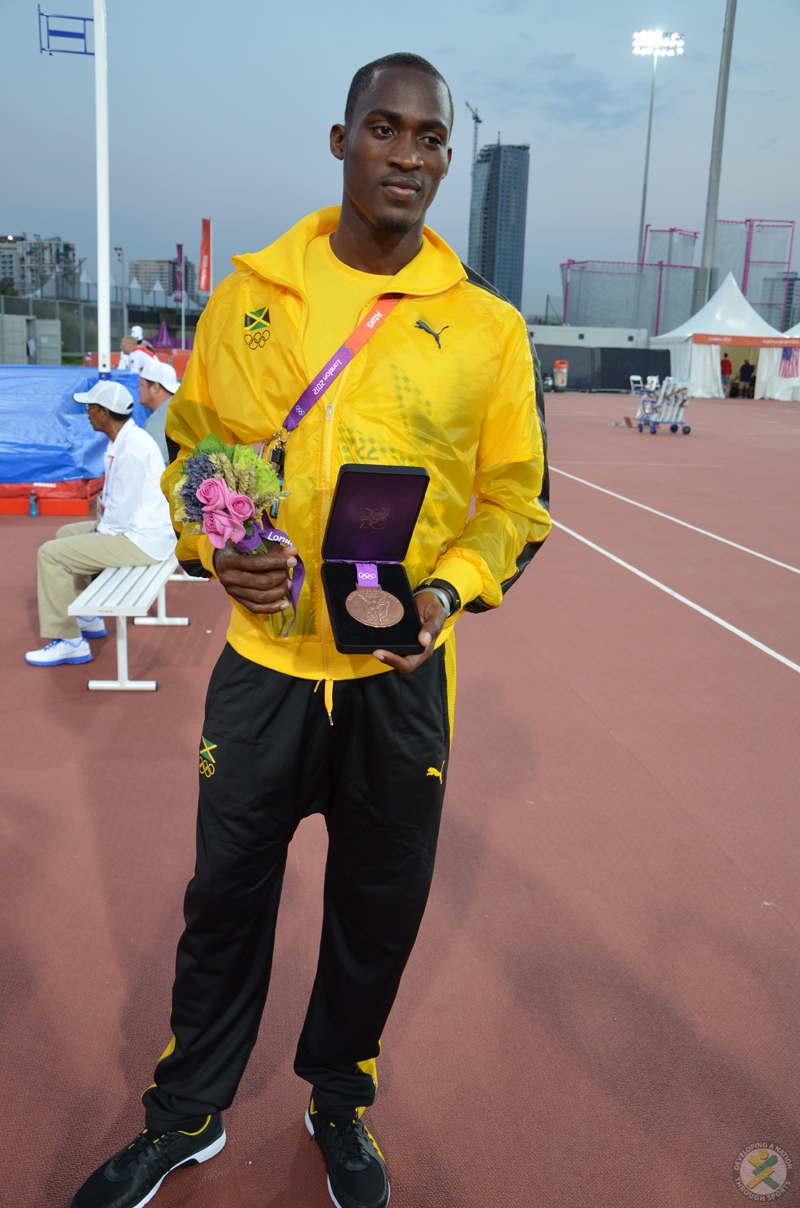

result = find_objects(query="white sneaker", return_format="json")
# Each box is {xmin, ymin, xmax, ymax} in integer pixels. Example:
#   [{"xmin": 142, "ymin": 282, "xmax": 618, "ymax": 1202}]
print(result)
[
  {"xmin": 77, "ymin": 614, "xmax": 107, "ymax": 639},
  {"xmin": 25, "ymin": 637, "xmax": 93, "ymax": 666}
]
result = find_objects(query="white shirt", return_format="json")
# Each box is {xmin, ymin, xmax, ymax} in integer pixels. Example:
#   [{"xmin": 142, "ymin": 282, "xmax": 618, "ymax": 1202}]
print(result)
[
  {"xmin": 97, "ymin": 420, "xmax": 175, "ymax": 560},
  {"xmin": 119, "ymin": 347, "xmax": 157, "ymax": 375}
]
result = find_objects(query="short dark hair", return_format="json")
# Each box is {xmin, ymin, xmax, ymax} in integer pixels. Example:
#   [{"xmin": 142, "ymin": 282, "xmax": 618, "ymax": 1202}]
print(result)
[{"xmin": 344, "ymin": 53, "xmax": 454, "ymax": 130}]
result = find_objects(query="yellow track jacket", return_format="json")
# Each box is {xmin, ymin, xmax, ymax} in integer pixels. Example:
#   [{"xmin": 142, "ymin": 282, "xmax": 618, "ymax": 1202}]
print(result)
[{"xmin": 163, "ymin": 207, "xmax": 551, "ymax": 682}]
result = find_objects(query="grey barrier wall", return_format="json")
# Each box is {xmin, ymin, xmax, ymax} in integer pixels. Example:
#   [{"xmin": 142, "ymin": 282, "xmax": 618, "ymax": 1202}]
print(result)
[{"xmin": 535, "ymin": 344, "xmax": 672, "ymax": 391}]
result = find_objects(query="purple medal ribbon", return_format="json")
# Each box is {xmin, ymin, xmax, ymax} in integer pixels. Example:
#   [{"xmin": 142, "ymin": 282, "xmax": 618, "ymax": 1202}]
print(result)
[
  {"xmin": 234, "ymin": 513, "xmax": 305, "ymax": 631},
  {"xmin": 355, "ymin": 562, "xmax": 379, "ymax": 588}
]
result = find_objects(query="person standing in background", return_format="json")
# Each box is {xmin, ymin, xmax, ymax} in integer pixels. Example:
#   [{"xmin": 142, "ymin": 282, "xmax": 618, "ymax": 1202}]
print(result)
[
  {"xmin": 720, "ymin": 352, "xmax": 732, "ymax": 396},
  {"xmin": 119, "ymin": 333, "xmax": 156, "ymax": 375}
]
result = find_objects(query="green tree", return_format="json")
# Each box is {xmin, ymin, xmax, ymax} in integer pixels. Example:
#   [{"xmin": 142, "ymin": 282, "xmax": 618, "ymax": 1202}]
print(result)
[{"xmin": 0, "ymin": 277, "xmax": 18, "ymax": 297}]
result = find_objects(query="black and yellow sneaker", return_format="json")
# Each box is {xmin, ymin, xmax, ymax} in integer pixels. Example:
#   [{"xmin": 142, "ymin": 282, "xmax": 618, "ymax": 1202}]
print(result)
[
  {"xmin": 71, "ymin": 1114, "xmax": 225, "ymax": 1208},
  {"xmin": 306, "ymin": 1098, "xmax": 390, "ymax": 1208}
]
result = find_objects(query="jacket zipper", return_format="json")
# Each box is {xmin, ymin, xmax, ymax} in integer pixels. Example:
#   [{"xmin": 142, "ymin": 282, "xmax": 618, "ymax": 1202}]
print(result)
[
  {"xmin": 317, "ymin": 364, "xmax": 353, "ymax": 683},
  {"xmin": 316, "ymin": 296, "xmax": 383, "ymax": 681}
]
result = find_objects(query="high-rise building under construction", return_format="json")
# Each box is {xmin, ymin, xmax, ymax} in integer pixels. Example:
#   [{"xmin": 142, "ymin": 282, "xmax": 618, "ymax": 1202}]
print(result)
[{"xmin": 468, "ymin": 142, "xmax": 530, "ymax": 310}]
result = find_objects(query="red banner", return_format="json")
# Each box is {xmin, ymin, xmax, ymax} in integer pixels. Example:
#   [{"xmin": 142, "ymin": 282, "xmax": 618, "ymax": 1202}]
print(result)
[{"xmin": 198, "ymin": 218, "xmax": 212, "ymax": 293}]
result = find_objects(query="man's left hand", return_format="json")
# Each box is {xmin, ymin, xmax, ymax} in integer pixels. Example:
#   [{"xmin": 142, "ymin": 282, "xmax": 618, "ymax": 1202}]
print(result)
[{"xmin": 372, "ymin": 591, "xmax": 447, "ymax": 675}]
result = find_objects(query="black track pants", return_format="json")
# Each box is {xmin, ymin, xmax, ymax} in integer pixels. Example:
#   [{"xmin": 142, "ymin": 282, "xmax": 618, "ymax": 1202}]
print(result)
[{"xmin": 142, "ymin": 642, "xmax": 451, "ymax": 1132}]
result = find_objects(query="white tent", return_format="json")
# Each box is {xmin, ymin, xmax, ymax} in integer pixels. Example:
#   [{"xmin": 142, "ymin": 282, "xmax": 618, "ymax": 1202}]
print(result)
[
  {"xmin": 755, "ymin": 317, "xmax": 800, "ymax": 401},
  {"xmin": 651, "ymin": 273, "xmax": 796, "ymax": 398}
]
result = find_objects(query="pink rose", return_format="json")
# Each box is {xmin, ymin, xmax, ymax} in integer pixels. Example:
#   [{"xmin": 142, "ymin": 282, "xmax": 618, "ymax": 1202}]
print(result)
[
  {"xmin": 227, "ymin": 492, "xmax": 255, "ymax": 522},
  {"xmin": 202, "ymin": 505, "xmax": 245, "ymax": 549},
  {"xmin": 196, "ymin": 476, "xmax": 230, "ymax": 511}
]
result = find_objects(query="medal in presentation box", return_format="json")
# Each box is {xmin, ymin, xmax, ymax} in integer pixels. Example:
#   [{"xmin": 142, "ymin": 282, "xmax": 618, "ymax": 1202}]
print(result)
[{"xmin": 320, "ymin": 464, "xmax": 430, "ymax": 655}]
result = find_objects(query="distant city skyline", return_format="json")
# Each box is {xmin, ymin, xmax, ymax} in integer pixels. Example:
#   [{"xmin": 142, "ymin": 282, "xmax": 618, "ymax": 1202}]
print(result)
[{"xmin": 1, "ymin": 0, "xmax": 798, "ymax": 314}]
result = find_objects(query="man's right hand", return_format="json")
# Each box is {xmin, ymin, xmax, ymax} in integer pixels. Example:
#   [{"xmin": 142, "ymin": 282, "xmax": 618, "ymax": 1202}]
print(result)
[{"xmin": 213, "ymin": 541, "xmax": 298, "ymax": 614}]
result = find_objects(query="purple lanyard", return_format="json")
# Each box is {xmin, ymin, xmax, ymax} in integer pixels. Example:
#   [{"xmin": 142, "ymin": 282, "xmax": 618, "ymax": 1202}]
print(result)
[
  {"xmin": 279, "ymin": 293, "xmax": 402, "ymax": 435},
  {"xmin": 244, "ymin": 293, "xmax": 403, "ymax": 628}
]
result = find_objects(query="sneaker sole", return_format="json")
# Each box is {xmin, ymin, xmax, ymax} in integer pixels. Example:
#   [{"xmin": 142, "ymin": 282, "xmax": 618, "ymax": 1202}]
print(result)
[
  {"xmin": 126, "ymin": 1130, "xmax": 227, "ymax": 1208},
  {"xmin": 304, "ymin": 1111, "xmax": 390, "ymax": 1208},
  {"xmin": 25, "ymin": 653, "xmax": 93, "ymax": 666},
  {"xmin": 80, "ymin": 630, "xmax": 107, "ymax": 640}
]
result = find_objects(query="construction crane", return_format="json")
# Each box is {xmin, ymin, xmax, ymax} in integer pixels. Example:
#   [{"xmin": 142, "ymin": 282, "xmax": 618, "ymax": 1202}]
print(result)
[{"xmin": 465, "ymin": 102, "xmax": 482, "ymax": 172}]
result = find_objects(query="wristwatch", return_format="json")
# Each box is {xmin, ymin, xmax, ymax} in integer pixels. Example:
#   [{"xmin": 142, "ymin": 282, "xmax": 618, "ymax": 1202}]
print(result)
[{"xmin": 413, "ymin": 579, "xmax": 462, "ymax": 617}]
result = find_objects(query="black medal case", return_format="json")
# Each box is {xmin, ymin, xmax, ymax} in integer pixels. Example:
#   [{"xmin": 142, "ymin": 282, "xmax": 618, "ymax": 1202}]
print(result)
[{"xmin": 320, "ymin": 464, "xmax": 430, "ymax": 655}]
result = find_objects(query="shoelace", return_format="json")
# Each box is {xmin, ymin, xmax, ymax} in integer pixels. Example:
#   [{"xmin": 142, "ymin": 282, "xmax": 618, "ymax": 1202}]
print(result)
[
  {"xmin": 331, "ymin": 1118, "xmax": 371, "ymax": 1168},
  {"xmin": 114, "ymin": 1130, "xmax": 161, "ymax": 1171}
]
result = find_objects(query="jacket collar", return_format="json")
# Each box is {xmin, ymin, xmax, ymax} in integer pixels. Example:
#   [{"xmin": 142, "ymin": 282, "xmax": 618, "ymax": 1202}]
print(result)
[
  {"xmin": 108, "ymin": 416, "xmax": 134, "ymax": 452},
  {"xmin": 232, "ymin": 206, "xmax": 466, "ymax": 300}
]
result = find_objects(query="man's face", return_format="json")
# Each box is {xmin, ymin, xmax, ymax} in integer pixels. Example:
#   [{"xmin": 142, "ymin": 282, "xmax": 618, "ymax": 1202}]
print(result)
[
  {"xmin": 139, "ymin": 376, "xmax": 160, "ymax": 411},
  {"xmin": 86, "ymin": 403, "xmax": 107, "ymax": 432},
  {"xmin": 120, "ymin": 336, "xmax": 135, "ymax": 353},
  {"xmin": 331, "ymin": 67, "xmax": 452, "ymax": 236}
]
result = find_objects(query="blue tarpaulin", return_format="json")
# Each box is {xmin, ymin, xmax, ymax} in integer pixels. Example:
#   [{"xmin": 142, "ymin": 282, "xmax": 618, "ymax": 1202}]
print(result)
[{"xmin": 0, "ymin": 366, "xmax": 145, "ymax": 483}]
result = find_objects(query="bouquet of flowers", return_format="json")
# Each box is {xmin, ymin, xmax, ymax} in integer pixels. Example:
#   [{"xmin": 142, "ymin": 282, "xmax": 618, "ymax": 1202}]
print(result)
[
  {"xmin": 174, "ymin": 434, "xmax": 287, "ymax": 550},
  {"xmin": 174, "ymin": 434, "xmax": 304, "ymax": 621}
]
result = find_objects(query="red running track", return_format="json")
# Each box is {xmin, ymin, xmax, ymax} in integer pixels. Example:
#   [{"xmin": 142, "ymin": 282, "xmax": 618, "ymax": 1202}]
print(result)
[{"xmin": 2, "ymin": 393, "xmax": 799, "ymax": 1206}]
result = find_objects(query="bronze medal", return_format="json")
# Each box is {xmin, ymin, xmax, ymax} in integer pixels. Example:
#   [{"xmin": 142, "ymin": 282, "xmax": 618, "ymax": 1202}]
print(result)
[{"xmin": 345, "ymin": 587, "xmax": 404, "ymax": 628}]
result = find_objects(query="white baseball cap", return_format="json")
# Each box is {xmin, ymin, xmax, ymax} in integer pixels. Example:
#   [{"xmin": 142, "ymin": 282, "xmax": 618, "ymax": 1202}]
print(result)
[
  {"xmin": 74, "ymin": 380, "xmax": 134, "ymax": 415},
  {"xmin": 140, "ymin": 358, "xmax": 180, "ymax": 394},
  {"xmin": 130, "ymin": 325, "xmax": 144, "ymax": 341}
]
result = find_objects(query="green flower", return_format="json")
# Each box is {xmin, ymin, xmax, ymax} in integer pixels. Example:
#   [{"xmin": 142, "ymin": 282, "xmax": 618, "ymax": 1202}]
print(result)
[{"xmin": 194, "ymin": 433, "xmax": 231, "ymax": 457}]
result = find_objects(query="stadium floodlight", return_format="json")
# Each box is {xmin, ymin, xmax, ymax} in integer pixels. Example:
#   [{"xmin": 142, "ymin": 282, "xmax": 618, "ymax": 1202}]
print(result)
[
  {"xmin": 633, "ymin": 30, "xmax": 684, "ymax": 57},
  {"xmin": 632, "ymin": 30, "xmax": 685, "ymax": 264}
]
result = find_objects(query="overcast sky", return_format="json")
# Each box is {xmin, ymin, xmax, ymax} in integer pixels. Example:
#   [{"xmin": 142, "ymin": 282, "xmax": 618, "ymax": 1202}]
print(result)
[{"xmin": 1, "ymin": 0, "xmax": 798, "ymax": 314}]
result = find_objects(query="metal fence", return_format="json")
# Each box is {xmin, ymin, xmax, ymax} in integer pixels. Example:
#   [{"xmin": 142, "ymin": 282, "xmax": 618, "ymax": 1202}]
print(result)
[
  {"xmin": 561, "ymin": 219, "xmax": 796, "ymax": 336},
  {"xmin": 0, "ymin": 291, "xmax": 204, "ymax": 356},
  {"xmin": 560, "ymin": 260, "xmax": 695, "ymax": 336}
]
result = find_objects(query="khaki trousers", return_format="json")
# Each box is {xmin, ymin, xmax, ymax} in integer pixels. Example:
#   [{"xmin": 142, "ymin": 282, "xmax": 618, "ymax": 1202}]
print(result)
[{"xmin": 37, "ymin": 521, "xmax": 158, "ymax": 639}]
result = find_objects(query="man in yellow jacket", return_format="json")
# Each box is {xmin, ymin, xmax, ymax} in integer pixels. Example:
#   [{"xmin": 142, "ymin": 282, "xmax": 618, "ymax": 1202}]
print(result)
[{"xmin": 72, "ymin": 52, "xmax": 549, "ymax": 1208}]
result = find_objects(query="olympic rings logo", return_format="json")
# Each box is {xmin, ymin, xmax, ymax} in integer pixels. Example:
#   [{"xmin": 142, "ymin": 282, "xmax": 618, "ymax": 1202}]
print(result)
[
  {"xmin": 199, "ymin": 756, "xmax": 216, "ymax": 778},
  {"xmin": 244, "ymin": 329, "xmax": 270, "ymax": 349}
]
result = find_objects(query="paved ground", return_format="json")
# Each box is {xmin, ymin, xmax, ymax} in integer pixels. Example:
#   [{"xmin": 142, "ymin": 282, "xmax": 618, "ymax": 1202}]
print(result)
[{"xmin": 3, "ymin": 393, "xmax": 800, "ymax": 1207}]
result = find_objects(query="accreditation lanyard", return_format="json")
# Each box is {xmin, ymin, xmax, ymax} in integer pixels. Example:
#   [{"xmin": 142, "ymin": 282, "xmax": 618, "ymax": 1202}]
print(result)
[{"xmin": 266, "ymin": 293, "xmax": 403, "ymax": 485}]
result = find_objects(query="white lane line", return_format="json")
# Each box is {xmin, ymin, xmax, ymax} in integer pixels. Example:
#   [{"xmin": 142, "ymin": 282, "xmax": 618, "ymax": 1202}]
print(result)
[
  {"xmin": 552, "ymin": 466, "xmax": 800, "ymax": 576},
  {"xmin": 552, "ymin": 519, "xmax": 800, "ymax": 676},
  {"xmin": 556, "ymin": 462, "xmax": 723, "ymax": 467}
]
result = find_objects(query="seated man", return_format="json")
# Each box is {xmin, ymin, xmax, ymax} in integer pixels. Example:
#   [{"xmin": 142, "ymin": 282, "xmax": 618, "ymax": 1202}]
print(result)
[
  {"xmin": 25, "ymin": 380, "xmax": 176, "ymax": 667},
  {"xmin": 139, "ymin": 358, "xmax": 180, "ymax": 465}
]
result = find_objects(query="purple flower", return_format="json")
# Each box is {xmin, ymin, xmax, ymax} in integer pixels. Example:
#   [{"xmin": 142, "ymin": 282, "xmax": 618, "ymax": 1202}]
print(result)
[{"xmin": 179, "ymin": 454, "xmax": 217, "ymax": 522}]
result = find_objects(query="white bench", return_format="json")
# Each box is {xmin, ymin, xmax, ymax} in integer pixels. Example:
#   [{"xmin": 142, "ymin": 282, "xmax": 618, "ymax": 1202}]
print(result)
[{"xmin": 68, "ymin": 553, "xmax": 190, "ymax": 691}]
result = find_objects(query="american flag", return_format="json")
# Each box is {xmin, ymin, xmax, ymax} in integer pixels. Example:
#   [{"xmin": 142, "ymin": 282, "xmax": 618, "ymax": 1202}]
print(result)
[{"xmin": 779, "ymin": 346, "xmax": 799, "ymax": 377}]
